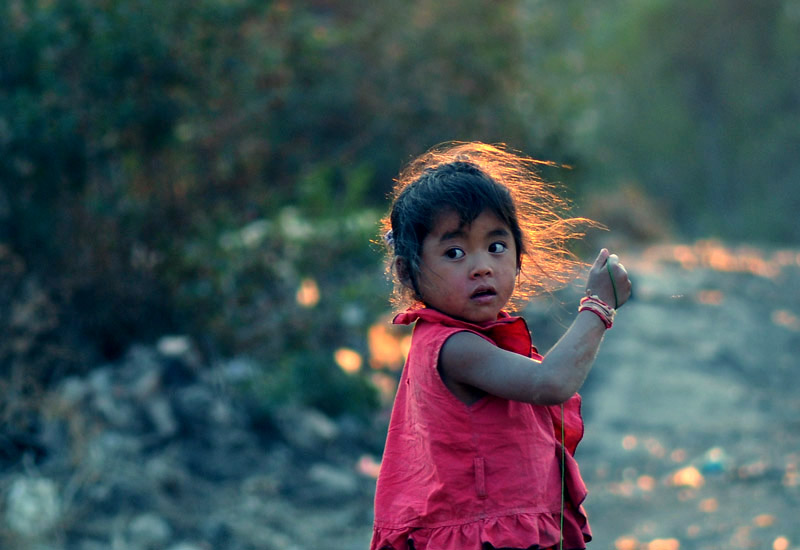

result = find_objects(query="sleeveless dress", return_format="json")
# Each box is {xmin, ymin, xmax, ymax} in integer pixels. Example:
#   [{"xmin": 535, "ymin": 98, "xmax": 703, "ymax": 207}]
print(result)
[{"xmin": 371, "ymin": 308, "xmax": 592, "ymax": 550}]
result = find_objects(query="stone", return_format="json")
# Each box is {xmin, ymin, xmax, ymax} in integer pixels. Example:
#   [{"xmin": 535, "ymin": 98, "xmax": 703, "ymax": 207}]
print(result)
[
  {"xmin": 57, "ymin": 376, "xmax": 89, "ymax": 409},
  {"xmin": 157, "ymin": 335, "xmax": 192, "ymax": 358},
  {"xmin": 273, "ymin": 406, "xmax": 340, "ymax": 451},
  {"xmin": 4, "ymin": 477, "xmax": 62, "ymax": 537},
  {"xmin": 145, "ymin": 396, "xmax": 179, "ymax": 438},
  {"xmin": 166, "ymin": 544, "xmax": 206, "ymax": 550},
  {"xmin": 308, "ymin": 463, "xmax": 359, "ymax": 497},
  {"xmin": 128, "ymin": 513, "xmax": 172, "ymax": 549}
]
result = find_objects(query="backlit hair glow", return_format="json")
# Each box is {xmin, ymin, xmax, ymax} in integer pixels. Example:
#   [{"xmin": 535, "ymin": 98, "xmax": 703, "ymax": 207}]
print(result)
[{"xmin": 381, "ymin": 142, "xmax": 596, "ymax": 311}]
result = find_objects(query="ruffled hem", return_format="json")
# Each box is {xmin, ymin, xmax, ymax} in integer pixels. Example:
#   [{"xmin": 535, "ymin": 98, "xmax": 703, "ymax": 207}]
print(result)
[{"xmin": 371, "ymin": 508, "xmax": 591, "ymax": 550}]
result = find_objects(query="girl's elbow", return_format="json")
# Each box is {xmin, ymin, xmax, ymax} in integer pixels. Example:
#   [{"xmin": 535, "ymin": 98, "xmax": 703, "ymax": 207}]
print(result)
[
  {"xmin": 544, "ymin": 387, "xmax": 575, "ymax": 406},
  {"xmin": 552, "ymin": 386, "xmax": 578, "ymax": 405},
  {"xmin": 530, "ymin": 379, "xmax": 575, "ymax": 406}
]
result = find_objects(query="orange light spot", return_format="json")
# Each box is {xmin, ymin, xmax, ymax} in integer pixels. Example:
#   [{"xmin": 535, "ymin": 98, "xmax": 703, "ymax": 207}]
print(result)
[
  {"xmin": 370, "ymin": 372, "xmax": 398, "ymax": 404},
  {"xmin": 645, "ymin": 438, "xmax": 666, "ymax": 458},
  {"xmin": 368, "ymin": 324, "xmax": 406, "ymax": 370},
  {"xmin": 334, "ymin": 348, "xmax": 362, "ymax": 373},
  {"xmin": 706, "ymin": 246, "xmax": 734, "ymax": 271},
  {"xmin": 356, "ymin": 454, "xmax": 381, "ymax": 479},
  {"xmin": 296, "ymin": 277, "xmax": 320, "ymax": 307},
  {"xmin": 615, "ymin": 536, "xmax": 639, "ymax": 550},
  {"xmin": 622, "ymin": 435, "xmax": 638, "ymax": 450},
  {"xmin": 772, "ymin": 310, "xmax": 800, "ymax": 331},
  {"xmin": 687, "ymin": 525, "xmax": 701, "ymax": 538},
  {"xmin": 699, "ymin": 498, "xmax": 718, "ymax": 513},
  {"xmin": 400, "ymin": 335, "xmax": 412, "ymax": 359},
  {"xmin": 670, "ymin": 449, "xmax": 687, "ymax": 463},
  {"xmin": 773, "ymin": 537, "xmax": 790, "ymax": 550},
  {"xmin": 731, "ymin": 525, "xmax": 752, "ymax": 547},
  {"xmin": 673, "ymin": 245, "xmax": 698, "ymax": 270},
  {"xmin": 783, "ymin": 463, "xmax": 799, "ymax": 487},
  {"xmin": 738, "ymin": 460, "xmax": 767, "ymax": 479},
  {"xmin": 608, "ymin": 480, "xmax": 636, "ymax": 497},
  {"xmin": 647, "ymin": 538, "xmax": 680, "ymax": 550},
  {"xmin": 754, "ymin": 514, "xmax": 776, "ymax": 527},
  {"xmin": 671, "ymin": 466, "xmax": 704, "ymax": 488},
  {"xmin": 637, "ymin": 475, "xmax": 656, "ymax": 492},
  {"xmin": 643, "ymin": 241, "xmax": 789, "ymax": 278},
  {"xmin": 706, "ymin": 447, "xmax": 725, "ymax": 461},
  {"xmin": 696, "ymin": 290, "xmax": 724, "ymax": 305}
]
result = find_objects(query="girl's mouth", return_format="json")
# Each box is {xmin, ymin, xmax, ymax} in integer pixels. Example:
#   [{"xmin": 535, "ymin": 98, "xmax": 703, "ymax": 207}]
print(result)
[{"xmin": 470, "ymin": 287, "xmax": 497, "ymax": 302}]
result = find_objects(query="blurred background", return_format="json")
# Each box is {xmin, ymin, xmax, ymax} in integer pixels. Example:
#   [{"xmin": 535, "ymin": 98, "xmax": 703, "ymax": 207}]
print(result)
[{"xmin": 1, "ymin": 1, "xmax": 799, "ymax": 549}]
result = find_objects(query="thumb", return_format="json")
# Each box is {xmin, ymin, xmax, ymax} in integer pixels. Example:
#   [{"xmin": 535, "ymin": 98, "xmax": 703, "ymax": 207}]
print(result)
[{"xmin": 592, "ymin": 248, "xmax": 609, "ymax": 269}]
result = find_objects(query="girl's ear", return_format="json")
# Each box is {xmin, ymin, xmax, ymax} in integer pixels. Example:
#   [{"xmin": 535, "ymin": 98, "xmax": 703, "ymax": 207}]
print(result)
[{"xmin": 394, "ymin": 257, "xmax": 413, "ymax": 288}]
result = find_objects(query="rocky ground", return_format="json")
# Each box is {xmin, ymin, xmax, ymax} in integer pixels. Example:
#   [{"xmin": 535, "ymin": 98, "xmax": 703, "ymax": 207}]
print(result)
[
  {"xmin": 574, "ymin": 242, "xmax": 800, "ymax": 550},
  {"xmin": 1, "ymin": 241, "xmax": 799, "ymax": 550}
]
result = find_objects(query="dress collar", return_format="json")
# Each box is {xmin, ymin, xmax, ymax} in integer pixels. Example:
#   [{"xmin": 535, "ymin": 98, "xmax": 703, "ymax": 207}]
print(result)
[{"xmin": 393, "ymin": 308, "xmax": 537, "ymax": 358}]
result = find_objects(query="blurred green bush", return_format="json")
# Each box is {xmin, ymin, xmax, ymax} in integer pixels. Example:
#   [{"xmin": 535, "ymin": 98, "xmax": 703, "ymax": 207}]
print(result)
[
  {"xmin": 1, "ymin": 0, "xmax": 798, "ymax": 420},
  {"xmin": 0, "ymin": 0, "xmax": 543, "ymax": 419}
]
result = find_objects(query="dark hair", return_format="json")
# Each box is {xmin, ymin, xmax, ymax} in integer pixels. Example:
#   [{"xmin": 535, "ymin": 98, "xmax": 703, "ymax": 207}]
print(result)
[
  {"xmin": 382, "ymin": 142, "xmax": 593, "ymax": 311},
  {"xmin": 389, "ymin": 161, "xmax": 524, "ymax": 299}
]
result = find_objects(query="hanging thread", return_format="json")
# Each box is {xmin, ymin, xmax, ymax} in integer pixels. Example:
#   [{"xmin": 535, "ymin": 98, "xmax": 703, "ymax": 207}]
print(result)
[{"xmin": 560, "ymin": 403, "xmax": 565, "ymax": 550}]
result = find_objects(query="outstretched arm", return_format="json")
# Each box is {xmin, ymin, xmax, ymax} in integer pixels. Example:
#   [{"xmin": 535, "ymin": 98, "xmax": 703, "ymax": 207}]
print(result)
[{"xmin": 439, "ymin": 249, "xmax": 632, "ymax": 405}]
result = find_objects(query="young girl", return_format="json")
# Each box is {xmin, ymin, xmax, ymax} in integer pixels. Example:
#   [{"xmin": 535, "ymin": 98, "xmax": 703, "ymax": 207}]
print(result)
[{"xmin": 371, "ymin": 142, "xmax": 632, "ymax": 550}]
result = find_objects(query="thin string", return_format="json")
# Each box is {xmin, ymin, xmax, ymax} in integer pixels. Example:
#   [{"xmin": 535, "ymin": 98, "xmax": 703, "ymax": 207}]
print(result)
[
  {"xmin": 560, "ymin": 403, "xmax": 565, "ymax": 550},
  {"xmin": 560, "ymin": 264, "xmax": 616, "ymax": 550},
  {"xmin": 606, "ymin": 261, "xmax": 619, "ymax": 309}
]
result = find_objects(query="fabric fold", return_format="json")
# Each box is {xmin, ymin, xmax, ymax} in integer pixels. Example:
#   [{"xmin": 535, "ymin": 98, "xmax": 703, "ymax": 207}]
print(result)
[{"xmin": 372, "ymin": 308, "xmax": 591, "ymax": 550}]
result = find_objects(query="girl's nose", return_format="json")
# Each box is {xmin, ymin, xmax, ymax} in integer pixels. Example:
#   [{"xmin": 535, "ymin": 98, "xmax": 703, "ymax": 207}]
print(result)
[{"xmin": 470, "ymin": 257, "xmax": 493, "ymax": 278}]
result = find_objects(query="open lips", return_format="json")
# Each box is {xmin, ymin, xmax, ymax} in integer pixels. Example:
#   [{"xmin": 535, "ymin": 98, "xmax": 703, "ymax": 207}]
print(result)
[{"xmin": 470, "ymin": 286, "xmax": 497, "ymax": 299}]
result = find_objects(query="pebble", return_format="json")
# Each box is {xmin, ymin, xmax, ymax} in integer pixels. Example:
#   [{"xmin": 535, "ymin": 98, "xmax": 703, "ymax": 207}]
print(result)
[
  {"xmin": 4, "ymin": 477, "xmax": 62, "ymax": 537},
  {"xmin": 128, "ymin": 513, "xmax": 172, "ymax": 549}
]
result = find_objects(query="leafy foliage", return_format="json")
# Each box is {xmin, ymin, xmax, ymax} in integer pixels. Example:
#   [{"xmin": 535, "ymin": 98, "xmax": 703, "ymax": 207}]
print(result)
[
  {"xmin": 575, "ymin": 0, "xmax": 800, "ymax": 240},
  {"xmin": 1, "ymin": 0, "xmax": 798, "ymax": 418}
]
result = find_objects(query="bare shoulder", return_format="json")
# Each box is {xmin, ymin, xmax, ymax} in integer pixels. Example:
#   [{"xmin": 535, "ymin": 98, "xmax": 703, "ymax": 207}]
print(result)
[
  {"xmin": 439, "ymin": 330, "xmax": 558, "ymax": 404},
  {"xmin": 439, "ymin": 331, "xmax": 501, "ymax": 373},
  {"xmin": 439, "ymin": 331, "xmax": 533, "ymax": 400},
  {"xmin": 438, "ymin": 331, "xmax": 499, "ymax": 405}
]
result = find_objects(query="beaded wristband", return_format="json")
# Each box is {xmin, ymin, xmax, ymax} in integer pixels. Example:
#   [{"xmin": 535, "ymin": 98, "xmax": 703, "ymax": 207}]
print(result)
[{"xmin": 579, "ymin": 295, "xmax": 616, "ymax": 329}]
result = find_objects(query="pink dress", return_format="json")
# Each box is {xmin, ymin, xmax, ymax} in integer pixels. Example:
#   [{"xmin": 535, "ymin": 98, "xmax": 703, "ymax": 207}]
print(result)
[{"xmin": 371, "ymin": 308, "xmax": 591, "ymax": 550}]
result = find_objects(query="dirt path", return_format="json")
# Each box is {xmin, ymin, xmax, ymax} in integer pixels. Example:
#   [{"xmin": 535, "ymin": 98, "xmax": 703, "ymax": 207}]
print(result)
[{"xmin": 576, "ymin": 242, "xmax": 800, "ymax": 550}]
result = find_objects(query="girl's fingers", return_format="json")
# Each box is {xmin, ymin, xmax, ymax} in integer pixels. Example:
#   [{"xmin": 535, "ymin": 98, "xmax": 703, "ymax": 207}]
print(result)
[
  {"xmin": 592, "ymin": 248, "xmax": 609, "ymax": 270},
  {"xmin": 588, "ymin": 249, "xmax": 633, "ymax": 306}
]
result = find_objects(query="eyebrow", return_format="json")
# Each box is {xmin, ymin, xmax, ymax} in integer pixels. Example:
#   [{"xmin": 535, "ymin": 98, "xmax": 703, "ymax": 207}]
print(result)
[
  {"xmin": 438, "ymin": 226, "xmax": 510, "ymax": 243},
  {"xmin": 486, "ymin": 228, "xmax": 511, "ymax": 238},
  {"xmin": 439, "ymin": 228, "xmax": 466, "ymax": 242}
]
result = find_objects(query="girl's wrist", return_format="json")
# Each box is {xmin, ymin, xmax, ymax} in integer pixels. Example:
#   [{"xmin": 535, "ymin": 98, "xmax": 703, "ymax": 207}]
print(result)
[{"xmin": 579, "ymin": 294, "xmax": 615, "ymax": 329}]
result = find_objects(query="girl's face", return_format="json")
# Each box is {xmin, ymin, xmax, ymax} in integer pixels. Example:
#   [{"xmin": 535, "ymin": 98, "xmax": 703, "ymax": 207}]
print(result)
[{"xmin": 413, "ymin": 209, "xmax": 517, "ymax": 324}]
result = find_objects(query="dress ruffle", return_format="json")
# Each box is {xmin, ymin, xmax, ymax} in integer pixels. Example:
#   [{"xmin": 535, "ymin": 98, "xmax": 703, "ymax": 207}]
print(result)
[
  {"xmin": 372, "ymin": 506, "xmax": 591, "ymax": 550},
  {"xmin": 373, "ymin": 440, "xmax": 591, "ymax": 550}
]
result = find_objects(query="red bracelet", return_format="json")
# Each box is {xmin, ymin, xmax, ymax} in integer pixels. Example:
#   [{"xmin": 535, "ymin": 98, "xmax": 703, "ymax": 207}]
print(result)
[
  {"xmin": 579, "ymin": 304, "xmax": 614, "ymax": 328},
  {"xmin": 581, "ymin": 294, "xmax": 614, "ymax": 311},
  {"xmin": 579, "ymin": 295, "xmax": 615, "ymax": 329}
]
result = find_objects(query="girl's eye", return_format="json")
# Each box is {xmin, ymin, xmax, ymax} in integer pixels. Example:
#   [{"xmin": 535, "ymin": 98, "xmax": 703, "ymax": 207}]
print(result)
[
  {"xmin": 444, "ymin": 248, "xmax": 465, "ymax": 260},
  {"xmin": 489, "ymin": 242, "xmax": 508, "ymax": 254}
]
